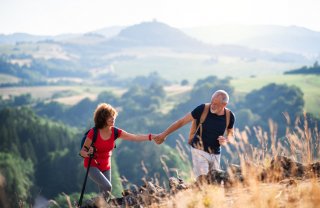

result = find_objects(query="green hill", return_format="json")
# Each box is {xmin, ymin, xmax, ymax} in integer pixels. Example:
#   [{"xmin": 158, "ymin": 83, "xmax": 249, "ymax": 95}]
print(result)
[{"xmin": 231, "ymin": 74, "xmax": 320, "ymax": 117}]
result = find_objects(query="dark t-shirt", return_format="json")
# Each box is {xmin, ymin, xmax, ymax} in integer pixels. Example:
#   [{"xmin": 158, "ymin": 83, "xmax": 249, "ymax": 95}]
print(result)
[{"xmin": 191, "ymin": 104, "xmax": 235, "ymax": 154}]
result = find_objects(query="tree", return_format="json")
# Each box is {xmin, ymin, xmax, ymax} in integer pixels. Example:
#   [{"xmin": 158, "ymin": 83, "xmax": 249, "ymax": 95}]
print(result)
[
  {"xmin": 181, "ymin": 79, "xmax": 189, "ymax": 86},
  {"xmin": 243, "ymin": 83, "xmax": 304, "ymax": 133},
  {"xmin": 0, "ymin": 153, "xmax": 34, "ymax": 208}
]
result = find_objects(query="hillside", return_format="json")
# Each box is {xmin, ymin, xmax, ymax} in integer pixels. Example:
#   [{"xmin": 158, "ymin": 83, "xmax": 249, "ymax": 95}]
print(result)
[
  {"xmin": 231, "ymin": 74, "xmax": 320, "ymax": 117},
  {"xmin": 183, "ymin": 24, "xmax": 320, "ymax": 54},
  {"xmin": 104, "ymin": 21, "xmax": 210, "ymax": 51},
  {"xmin": 0, "ymin": 21, "xmax": 317, "ymax": 84}
]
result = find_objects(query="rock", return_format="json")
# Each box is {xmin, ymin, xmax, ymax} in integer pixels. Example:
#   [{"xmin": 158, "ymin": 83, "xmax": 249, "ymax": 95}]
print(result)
[
  {"xmin": 169, "ymin": 177, "xmax": 188, "ymax": 194},
  {"xmin": 268, "ymin": 156, "xmax": 306, "ymax": 180}
]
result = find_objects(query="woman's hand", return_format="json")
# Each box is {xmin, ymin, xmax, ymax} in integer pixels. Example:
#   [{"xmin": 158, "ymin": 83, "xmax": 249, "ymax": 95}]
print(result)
[
  {"xmin": 153, "ymin": 132, "xmax": 167, "ymax": 144},
  {"xmin": 87, "ymin": 146, "xmax": 95, "ymax": 157}
]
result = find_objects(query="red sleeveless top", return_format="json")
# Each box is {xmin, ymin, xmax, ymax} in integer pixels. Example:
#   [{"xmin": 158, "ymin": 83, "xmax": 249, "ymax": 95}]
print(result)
[{"xmin": 83, "ymin": 127, "xmax": 122, "ymax": 171}]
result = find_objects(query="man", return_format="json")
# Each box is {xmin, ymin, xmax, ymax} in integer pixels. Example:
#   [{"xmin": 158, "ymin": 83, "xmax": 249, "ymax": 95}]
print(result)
[{"xmin": 154, "ymin": 90, "xmax": 235, "ymax": 182}]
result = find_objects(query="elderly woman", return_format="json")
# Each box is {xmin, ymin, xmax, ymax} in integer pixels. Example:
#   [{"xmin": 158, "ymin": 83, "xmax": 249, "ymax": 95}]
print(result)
[{"xmin": 79, "ymin": 103, "xmax": 154, "ymax": 201}]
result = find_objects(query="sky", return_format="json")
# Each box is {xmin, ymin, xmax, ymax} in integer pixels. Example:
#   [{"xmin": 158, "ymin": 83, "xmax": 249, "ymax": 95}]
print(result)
[{"xmin": 1, "ymin": 0, "xmax": 320, "ymax": 35}]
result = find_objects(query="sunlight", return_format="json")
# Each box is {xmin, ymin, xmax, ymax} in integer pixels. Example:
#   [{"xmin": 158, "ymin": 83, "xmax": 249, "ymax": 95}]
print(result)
[{"xmin": 0, "ymin": 0, "xmax": 320, "ymax": 34}]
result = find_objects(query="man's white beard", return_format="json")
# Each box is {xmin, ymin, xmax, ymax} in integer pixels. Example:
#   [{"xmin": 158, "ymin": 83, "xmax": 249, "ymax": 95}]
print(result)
[{"xmin": 210, "ymin": 108, "xmax": 218, "ymax": 114}]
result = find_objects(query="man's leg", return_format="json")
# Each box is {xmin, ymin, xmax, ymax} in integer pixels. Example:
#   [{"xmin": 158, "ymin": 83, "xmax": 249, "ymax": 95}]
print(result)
[
  {"xmin": 210, "ymin": 154, "xmax": 221, "ymax": 170},
  {"xmin": 191, "ymin": 148, "xmax": 210, "ymax": 185},
  {"xmin": 207, "ymin": 154, "xmax": 221, "ymax": 184}
]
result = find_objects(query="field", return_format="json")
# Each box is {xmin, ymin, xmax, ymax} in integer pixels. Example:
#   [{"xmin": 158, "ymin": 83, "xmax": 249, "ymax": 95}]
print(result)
[
  {"xmin": 0, "ymin": 85, "xmax": 126, "ymax": 105},
  {"xmin": 0, "ymin": 74, "xmax": 319, "ymax": 116},
  {"xmin": 113, "ymin": 54, "xmax": 306, "ymax": 82},
  {"xmin": 0, "ymin": 74, "xmax": 20, "ymax": 84},
  {"xmin": 231, "ymin": 74, "xmax": 320, "ymax": 117}
]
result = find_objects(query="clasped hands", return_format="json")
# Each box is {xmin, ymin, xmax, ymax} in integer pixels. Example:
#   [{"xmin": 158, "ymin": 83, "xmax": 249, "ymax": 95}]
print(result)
[{"xmin": 151, "ymin": 132, "xmax": 167, "ymax": 144}]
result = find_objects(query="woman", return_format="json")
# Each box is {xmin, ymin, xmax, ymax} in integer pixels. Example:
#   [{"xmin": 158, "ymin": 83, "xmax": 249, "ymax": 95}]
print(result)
[{"xmin": 79, "ymin": 103, "xmax": 154, "ymax": 200}]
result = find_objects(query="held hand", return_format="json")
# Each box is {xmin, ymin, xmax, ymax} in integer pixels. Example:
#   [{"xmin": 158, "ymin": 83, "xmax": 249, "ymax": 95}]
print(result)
[
  {"xmin": 153, "ymin": 133, "xmax": 166, "ymax": 145},
  {"xmin": 150, "ymin": 134, "xmax": 157, "ymax": 141},
  {"xmin": 218, "ymin": 136, "xmax": 228, "ymax": 146}
]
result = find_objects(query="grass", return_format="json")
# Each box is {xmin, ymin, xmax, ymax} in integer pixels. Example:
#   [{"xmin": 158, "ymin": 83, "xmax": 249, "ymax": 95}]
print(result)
[
  {"xmin": 0, "ymin": 85, "xmax": 125, "ymax": 105},
  {"xmin": 0, "ymin": 73, "xmax": 20, "ymax": 84},
  {"xmin": 168, "ymin": 179, "xmax": 320, "ymax": 208},
  {"xmin": 49, "ymin": 116, "xmax": 320, "ymax": 208},
  {"xmin": 5, "ymin": 98, "xmax": 313, "ymax": 208},
  {"xmin": 163, "ymin": 116, "xmax": 320, "ymax": 208},
  {"xmin": 0, "ymin": 84, "xmax": 190, "ymax": 107},
  {"xmin": 0, "ymin": 73, "xmax": 318, "ymax": 115},
  {"xmin": 112, "ymin": 54, "xmax": 304, "ymax": 82},
  {"xmin": 231, "ymin": 74, "xmax": 320, "ymax": 117}
]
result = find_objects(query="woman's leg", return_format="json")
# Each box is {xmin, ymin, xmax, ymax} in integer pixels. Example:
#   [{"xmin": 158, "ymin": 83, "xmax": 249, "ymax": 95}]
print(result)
[{"xmin": 88, "ymin": 167, "xmax": 112, "ymax": 199}]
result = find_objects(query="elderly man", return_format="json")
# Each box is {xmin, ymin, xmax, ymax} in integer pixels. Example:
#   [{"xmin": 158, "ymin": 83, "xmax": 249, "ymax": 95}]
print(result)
[{"xmin": 154, "ymin": 90, "xmax": 235, "ymax": 182}]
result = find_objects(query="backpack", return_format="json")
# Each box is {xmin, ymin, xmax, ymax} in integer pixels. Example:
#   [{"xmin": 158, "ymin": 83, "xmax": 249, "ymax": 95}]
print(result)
[
  {"xmin": 79, "ymin": 127, "xmax": 120, "ymax": 155},
  {"xmin": 188, "ymin": 103, "xmax": 231, "ymax": 144}
]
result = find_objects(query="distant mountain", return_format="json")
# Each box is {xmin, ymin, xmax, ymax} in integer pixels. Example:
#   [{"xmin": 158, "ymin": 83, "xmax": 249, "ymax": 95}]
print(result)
[
  {"xmin": 96, "ymin": 21, "xmax": 307, "ymax": 62},
  {"xmin": 0, "ymin": 33, "xmax": 84, "ymax": 44},
  {"xmin": 102, "ymin": 21, "xmax": 211, "ymax": 52},
  {"xmin": 0, "ymin": 21, "xmax": 316, "ymax": 83},
  {"xmin": 182, "ymin": 25, "xmax": 320, "ymax": 55},
  {"xmin": 93, "ymin": 26, "xmax": 125, "ymax": 39},
  {"xmin": 0, "ymin": 21, "xmax": 311, "ymax": 64},
  {"xmin": 0, "ymin": 33, "xmax": 52, "ymax": 44}
]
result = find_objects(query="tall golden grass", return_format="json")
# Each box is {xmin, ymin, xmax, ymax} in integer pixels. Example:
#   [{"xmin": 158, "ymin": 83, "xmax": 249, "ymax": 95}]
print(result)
[
  {"xmin": 165, "ymin": 115, "xmax": 320, "ymax": 208},
  {"xmin": 55, "ymin": 115, "xmax": 319, "ymax": 208}
]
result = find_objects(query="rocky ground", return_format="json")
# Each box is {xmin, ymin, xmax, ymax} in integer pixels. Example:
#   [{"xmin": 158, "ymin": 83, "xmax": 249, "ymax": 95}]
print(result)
[{"xmin": 79, "ymin": 156, "xmax": 320, "ymax": 208}]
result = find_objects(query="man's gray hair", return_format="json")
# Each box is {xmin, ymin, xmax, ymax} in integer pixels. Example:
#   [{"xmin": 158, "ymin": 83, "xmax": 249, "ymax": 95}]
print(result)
[{"xmin": 212, "ymin": 90, "xmax": 229, "ymax": 104}]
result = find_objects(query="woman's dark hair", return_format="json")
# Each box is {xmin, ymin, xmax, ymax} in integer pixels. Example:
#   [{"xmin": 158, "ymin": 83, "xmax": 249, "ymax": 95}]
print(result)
[{"xmin": 93, "ymin": 103, "xmax": 118, "ymax": 128}]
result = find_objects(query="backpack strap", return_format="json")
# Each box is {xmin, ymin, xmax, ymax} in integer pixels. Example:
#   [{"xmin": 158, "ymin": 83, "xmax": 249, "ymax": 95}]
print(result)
[
  {"xmin": 91, "ymin": 127, "xmax": 98, "ymax": 146},
  {"xmin": 198, "ymin": 103, "xmax": 210, "ymax": 139},
  {"xmin": 113, "ymin": 127, "xmax": 119, "ymax": 148},
  {"xmin": 224, "ymin": 108, "xmax": 234, "ymax": 137},
  {"xmin": 114, "ymin": 127, "xmax": 119, "ymax": 140},
  {"xmin": 188, "ymin": 103, "xmax": 210, "ymax": 144}
]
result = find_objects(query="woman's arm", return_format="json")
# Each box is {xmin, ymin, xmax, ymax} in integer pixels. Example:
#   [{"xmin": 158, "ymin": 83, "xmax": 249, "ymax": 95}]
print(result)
[
  {"xmin": 79, "ymin": 137, "xmax": 93, "ymax": 158},
  {"xmin": 119, "ymin": 131, "xmax": 153, "ymax": 142}
]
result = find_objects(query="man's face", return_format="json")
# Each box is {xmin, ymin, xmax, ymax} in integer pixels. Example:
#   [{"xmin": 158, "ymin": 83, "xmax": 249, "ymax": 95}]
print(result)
[{"xmin": 210, "ymin": 95, "xmax": 226, "ymax": 113}]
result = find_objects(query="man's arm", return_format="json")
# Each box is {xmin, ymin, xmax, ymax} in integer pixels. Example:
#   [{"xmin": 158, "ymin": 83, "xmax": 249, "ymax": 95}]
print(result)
[
  {"xmin": 154, "ymin": 113, "xmax": 193, "ymax": 144},
  {"xmin": 218, "ymin": 128, "xmax": 235, "ymax": 145},
  {"xmin": 226, "ymin": 128, "xmax": 235, "ymax": 143}
]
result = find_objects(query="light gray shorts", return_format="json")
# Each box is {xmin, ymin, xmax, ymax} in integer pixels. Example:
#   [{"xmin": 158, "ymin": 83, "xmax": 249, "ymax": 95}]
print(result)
[{"xmin": 191, "ymin": 147, "xmax": 221, "ymax": 178}]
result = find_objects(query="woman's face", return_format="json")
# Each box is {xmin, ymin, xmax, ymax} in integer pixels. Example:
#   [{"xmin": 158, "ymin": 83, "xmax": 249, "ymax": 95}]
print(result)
[{"xmin": 106, "ymin": 115, "xmax": 116, "ymax": 126}]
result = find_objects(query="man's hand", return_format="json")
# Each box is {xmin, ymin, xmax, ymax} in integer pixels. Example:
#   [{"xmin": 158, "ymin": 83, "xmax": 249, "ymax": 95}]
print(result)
[
  {"xmin": 218, "ymin": 136, "xmax": 228, "ymax": 146},
  {"xmin": 153, "ymin": 133, "xmax": 167, "ymax": 144}
]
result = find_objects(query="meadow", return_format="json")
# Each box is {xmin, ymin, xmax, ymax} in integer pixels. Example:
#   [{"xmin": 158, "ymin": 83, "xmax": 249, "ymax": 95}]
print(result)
[
  {"xmin": 112, "ymin": 54, "xmax": 305, "ymax": 82},
  {"xmin": 1, "ymin": 74, "xmax": 319, "ymax": 117},
  {"xmin": 230, "ymin": 74, "xmax": 320, "ymax": 117}
]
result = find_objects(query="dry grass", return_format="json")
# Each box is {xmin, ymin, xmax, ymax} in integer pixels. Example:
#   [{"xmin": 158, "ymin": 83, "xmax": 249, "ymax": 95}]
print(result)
[
  {"xmin": 163, "ymin": 116, "xmax": 320, "ymax": 208},
  {"xmin": 57, "ymin": 116, "xmax": 320, "ymax": 208},
  {"xmin": 166, "ymin": 178, "xmax": 320, "ymax": 208}
]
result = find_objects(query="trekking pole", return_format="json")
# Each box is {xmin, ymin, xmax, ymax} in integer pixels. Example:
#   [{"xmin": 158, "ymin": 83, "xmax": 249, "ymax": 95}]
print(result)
[{"xmin": 78, "ymin": 146, "xmax": 96, "ymax": 207}]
